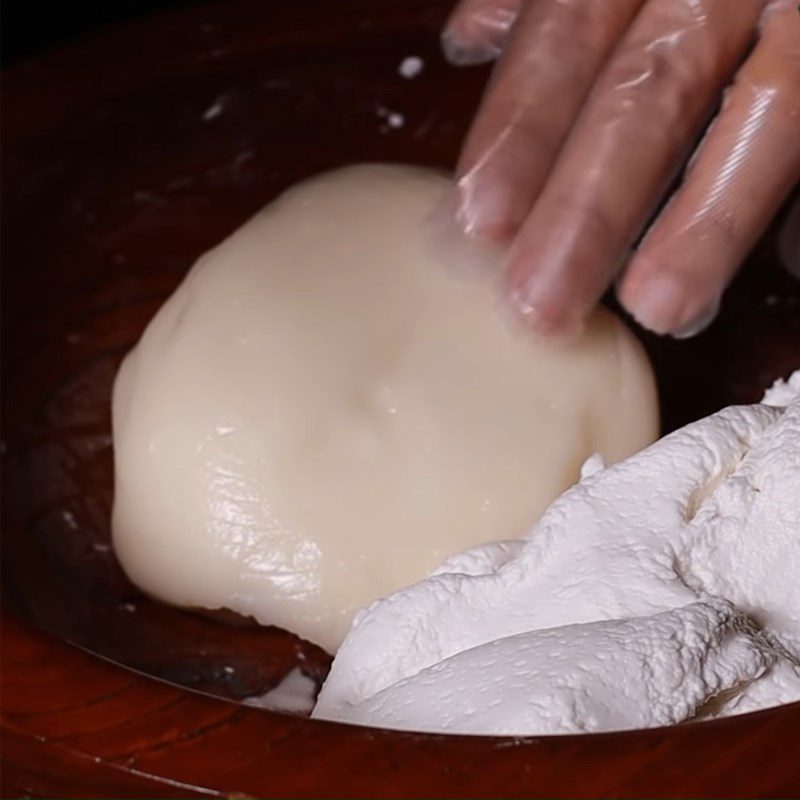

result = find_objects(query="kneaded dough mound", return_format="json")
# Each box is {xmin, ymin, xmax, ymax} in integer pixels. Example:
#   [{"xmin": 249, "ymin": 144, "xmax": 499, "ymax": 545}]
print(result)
[{"xmin": 112, "ymin": 164, "xmax": 658, "ymax": 651}]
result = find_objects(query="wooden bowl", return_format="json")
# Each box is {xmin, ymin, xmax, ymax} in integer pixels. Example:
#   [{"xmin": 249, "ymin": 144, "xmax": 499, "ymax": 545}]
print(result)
[{"xmin": 2, "ymin": 1, "xmax": 799, "ymax": 796}]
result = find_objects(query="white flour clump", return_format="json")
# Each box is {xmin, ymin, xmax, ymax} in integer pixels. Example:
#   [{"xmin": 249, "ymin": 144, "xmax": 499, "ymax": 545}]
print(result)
[
  {"xmin": 314, "ymin": 372, "xmax": 800, "ymax": 735},
  {"xmin": 244, "ymin": 668, "xmax": 317, "ymax": 715},
  {"xmin": 763, "ymin": 371, "xmax": 800, "ymax": 407},
  {"xmin": 398, "ymin": 56, "xmax": 424, "ymax": 79}
]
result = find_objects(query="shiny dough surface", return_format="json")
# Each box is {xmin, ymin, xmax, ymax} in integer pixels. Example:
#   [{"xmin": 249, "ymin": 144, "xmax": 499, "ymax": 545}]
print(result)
[{"xmin": 112, "ymin": 164, "xmax": 658, "ymax": 651}]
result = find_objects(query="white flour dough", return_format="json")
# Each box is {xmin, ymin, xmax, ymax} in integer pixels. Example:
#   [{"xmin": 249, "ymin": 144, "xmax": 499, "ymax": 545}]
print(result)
[{"xmin": 112, "ymin": 165, "xmax": 657, "ymax": 652}]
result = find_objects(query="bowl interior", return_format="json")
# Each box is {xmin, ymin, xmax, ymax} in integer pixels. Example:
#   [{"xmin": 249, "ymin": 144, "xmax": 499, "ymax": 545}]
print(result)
[{"xmin": 2, "ymin": 0, "xmax": 799, "ymax": 711}]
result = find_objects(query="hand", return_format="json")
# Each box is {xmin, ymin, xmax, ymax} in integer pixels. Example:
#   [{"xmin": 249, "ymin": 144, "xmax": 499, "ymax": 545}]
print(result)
[{"xmin": 442, "ymin": 0, "xmax": 800, "ymax": 337}]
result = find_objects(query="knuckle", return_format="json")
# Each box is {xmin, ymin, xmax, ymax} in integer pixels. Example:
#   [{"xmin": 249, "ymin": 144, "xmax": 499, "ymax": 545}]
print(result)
[
  {"xmin": 600, "ymin": 41, "xmax": 707, "ymax": 132},
  {"xmin": 550, "ymin": 191, "xmax": 617, "ymax": 247}
]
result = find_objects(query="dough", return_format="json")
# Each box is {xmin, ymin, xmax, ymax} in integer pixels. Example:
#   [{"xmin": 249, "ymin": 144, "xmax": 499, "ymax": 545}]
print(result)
[{"xmin": 112, "ymin": 164, "xmax": 658, "ymax": 652}]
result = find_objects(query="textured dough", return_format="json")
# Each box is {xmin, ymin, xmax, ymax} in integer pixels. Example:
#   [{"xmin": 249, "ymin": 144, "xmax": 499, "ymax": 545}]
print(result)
[
  {"xmin": 314, "ymin": 395, "xmax": 800, "ymax": 733},
  {"xmin": 112, "ymin": 164, "xmax": 658, "ymax": 651},
  {"xmin": 317, "ymin": 600, "xmax": 777, "ymax": 735}
]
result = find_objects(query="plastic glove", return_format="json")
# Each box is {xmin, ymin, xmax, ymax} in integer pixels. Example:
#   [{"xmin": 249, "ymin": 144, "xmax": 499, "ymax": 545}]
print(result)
[
  {"xmin": 442, "ymin": 0, "xmax": 523, "ymax": 64},
  {"xmin": 443, "ymin": 0, "xmax": 800, "ymax": 337}
]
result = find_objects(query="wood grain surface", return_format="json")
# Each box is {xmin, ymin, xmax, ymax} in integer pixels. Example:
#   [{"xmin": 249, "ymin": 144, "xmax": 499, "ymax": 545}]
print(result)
[{"xmin": 2, "ymin": 0, "xmax": 799, "ymax": 797}]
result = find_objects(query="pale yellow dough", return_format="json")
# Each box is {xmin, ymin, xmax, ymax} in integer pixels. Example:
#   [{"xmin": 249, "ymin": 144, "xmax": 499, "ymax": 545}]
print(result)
[{"xmin": 112, "ymin": 165, "xmax": 658, "ymax": 652}]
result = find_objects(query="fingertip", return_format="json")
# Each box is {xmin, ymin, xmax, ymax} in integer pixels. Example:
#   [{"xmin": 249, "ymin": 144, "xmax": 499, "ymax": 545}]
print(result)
[
  {"xmin": 617, "ymin": 263, "xmax": 719, "ymax": 339},
  {"xmin": 441, "ymin": 0, "xmax": 520, "ymax": 66},
  {"xmin": 452, "ymin": 172, "xmax": 524, "ymax": 244},
  {"xmin": 440, "ymin": 30, "xmax": 500, "ymax": 66},
  {"xmin": 617, "ymin": 267, "xmax": 678, "ymax": 336},
  {"xmin": 506, "ymin": 281, "xmax": 587, "ymax": 339},
  {"xmin": 670, "ymin": 300, "xmax": 720, "ymax": 339},
  {"xmin": 423, "ymin": 193, "xmax": 506, "ymax": 276}
]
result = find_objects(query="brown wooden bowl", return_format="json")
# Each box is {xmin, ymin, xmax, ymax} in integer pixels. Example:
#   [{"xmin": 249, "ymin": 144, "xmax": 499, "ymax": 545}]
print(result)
[{"xmin": 2, "ymin": 1, "xmax": 799, "ymax": 796}]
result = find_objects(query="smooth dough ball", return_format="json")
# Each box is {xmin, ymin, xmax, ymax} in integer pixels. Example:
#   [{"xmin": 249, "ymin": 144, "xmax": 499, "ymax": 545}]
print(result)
[{"xmin": 112, "ymin": 164, "xmax": 658, "ymax": 652}]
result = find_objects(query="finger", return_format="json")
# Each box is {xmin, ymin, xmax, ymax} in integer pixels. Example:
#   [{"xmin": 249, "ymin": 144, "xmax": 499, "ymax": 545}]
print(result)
[
  {"xmin": 441, "ymin": 0, "xmax": 523, "ymax": 66},
  {"xmin": 619, "ymin": 0, "xmax": 800, "ymax": 336},
  {"xmin": 505, "ymin": 0, "xmax": 767, "ymax": 336},
  {"xmin": 453, "ymin": 0, "xmax": 645, "ymax": 243}
]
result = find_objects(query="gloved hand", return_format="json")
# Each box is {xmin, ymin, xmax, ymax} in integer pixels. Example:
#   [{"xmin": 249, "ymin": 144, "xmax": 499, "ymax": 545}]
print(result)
[{"xmin": 442, "ymin": 0, "xmax": 800, "ymax": 337}]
